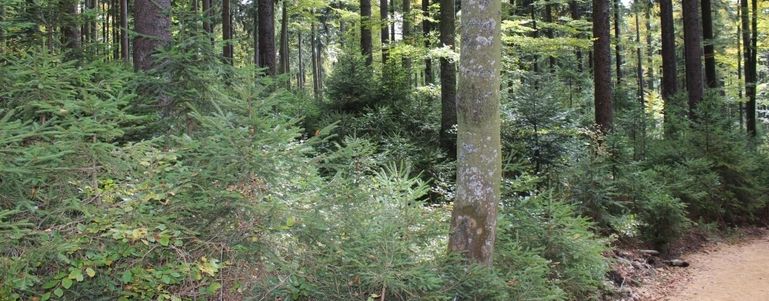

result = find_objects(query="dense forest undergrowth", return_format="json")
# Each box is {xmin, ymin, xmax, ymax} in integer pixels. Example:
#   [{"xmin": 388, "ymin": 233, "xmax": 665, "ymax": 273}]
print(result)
[{"xmin": 1, "ymin": 0, "xmax": 768, "ymax": 300}]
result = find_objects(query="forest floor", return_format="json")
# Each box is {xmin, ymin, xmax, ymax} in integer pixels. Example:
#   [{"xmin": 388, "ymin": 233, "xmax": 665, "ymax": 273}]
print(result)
[{"xmin": 629, "ymin": 228, "xmax": 769, "ymax": 301}]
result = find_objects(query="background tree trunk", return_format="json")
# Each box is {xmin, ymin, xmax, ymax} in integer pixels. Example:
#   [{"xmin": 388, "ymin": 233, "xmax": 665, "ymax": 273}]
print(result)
[
  {"xmin": 223, "ymin": 0, "xmax": 234, "ymax": 64},
  {"xmin": 259, "ymin": 0, "xmax": 277, "ymax": 75},
  {"xmin": 682, "ymin": 0, "xmax": 704, "ymax": 118},
  {"xmin": 747, "ymin": 0, "xmax": 757, "ymax": 137},
  {"xmin": 613, "ymin": 0, "xmax": 622, "ymax": 85},
  {"xmin": 133, "ymin": 0, "xmax": 171, "ymax": 71},
  {"xmin": 120, "ymin": 0, "xmax": 128, "ymax": 61},
  {"xmin": 60, "ymin": 0, "xmax": 81, "ymax": 57},
  {"xmin": 701, "ymin": 0, "xmax": 716, "ymax": 88},
  {"xmin": 279, "ymin": 1, "xmax": 290, "ymax": 76},
  {"xmin": 360, "ymin": 0, "xmax": 373, "ymax": 65},
  {"xmin": 594, "ymin": 0, "xmax": 613, "ymax": 131},
  {"xmin": 380, "ymin": 0, "xmax": 389, "ymax": 63},
  {"xmin": 659, "ymin": 0, "xmax": 677, "ymax": 131},
  {"xmin": 422, "ymin": 0, "xmax": 433, "ymax": 84},
  {"xmin": 449, "ymin": 0, "xmax": 502, "ymax": 265},
  {"xmin": 439, "ymin": 0, "xmax": 456, "ymax": 159}
]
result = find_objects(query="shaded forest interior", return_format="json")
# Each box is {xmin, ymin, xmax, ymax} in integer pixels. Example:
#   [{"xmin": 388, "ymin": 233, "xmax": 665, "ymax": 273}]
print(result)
[{"xmin": 0, "ymin": 0, "xmax": 768, "ymax": 300}]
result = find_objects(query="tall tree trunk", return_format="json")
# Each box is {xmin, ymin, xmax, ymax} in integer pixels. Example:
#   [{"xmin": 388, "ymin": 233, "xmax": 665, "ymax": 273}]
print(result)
[
  {"xmin": 682, "ymin": 0, "xmax": 704, "ymax": 118},
  {"xmin": 544, "ymin": 1, "xmax": 555, "ymax": 70},
  {"xmin": 594, "ymin": 0, "xmax": 613, "ymax": 131},
  {"xmin": 203, "ymin": 0, "xmax": 214, "ymax": 44},
  {"xmin": 422, "ymin": 0, "xmax": 433, "ymax": 84},
  {"xmin": 448, "ymin": 0, "xmax": 502, "ymax": 265},
  {"xmin": 133, "ymin": 0, "xmax": 171, "ymax": 71},
  {"xmin": 380, "ymin": 0, "xmax": 389, "ymax": 63},
  {"xmin": 361, "ymin": 0, "xmax": 373, "ymax": 65},
  {"xmin": 635, "ymin": 0, "xmax": 645, "ymax": 159},
  {"xmin": 737, "ymin": 8, "xmax": 744, "ymax": 129},
  {"xmin": 298, "ymin": 31, "xmax": 305, "ymax": 91},
  {"xmin": 613, "ymin": 0, "xmax": 622, "ymax": 85},
  {"xmin": 253, "ymin": 3, "xmax": 260, "ymax": 66},
  {"xmin": 747, "ymin": 0, "xmax": 757, "ymax": 137},
  {"xmin": 259, "ymin": 0, "xmax": 277, "ymax": 75},
  {"xmin": 403, "ymin": 0, "xmax": 412, "ymax": 82},
  {"xmin": 390, "ymin": 0, "xmax": 395, "ymax": 42},
  {"xmin": 120, "ymin": 0, "xmax": 129, "ymax": 61},
  {"xmin": 311, "ymin": 16, "xmax": 320, "ymax": 101},
  {"xmin": 645, "ymin": 0, "xmax": 654, "ymax": 91},
  {"xmin": 223, "ymin": 0, "xmax": 234, "ymax": 64},
  {"xmin": 701, "ymin": 0, "xmax": 716, "ymax": 88},
  {"xmin": 60, "ymin": 0, "xmax": 81, "ymax": 57},
  {"xmin": 439, "ymin": 0, "xmax": 456, "ymax": 159},
  {"xmin": 659, "ymin": 0, "xmax": 677, "ymax": 127},
  {"xmin": 279, "ymin": 1, "xmax": 290, "ymax": 77}
]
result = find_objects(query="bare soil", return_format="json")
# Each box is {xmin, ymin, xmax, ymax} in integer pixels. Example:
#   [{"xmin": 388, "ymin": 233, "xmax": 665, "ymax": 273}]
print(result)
[{"xmin": 636, "ymin": 229, "xmax": 769, "ymax": 301}]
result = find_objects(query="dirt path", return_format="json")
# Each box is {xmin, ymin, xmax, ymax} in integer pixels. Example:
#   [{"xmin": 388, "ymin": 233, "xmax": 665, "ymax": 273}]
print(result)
[{"xmin": 659, "ymin": 233, "xmax": 769, "ymax": 301}]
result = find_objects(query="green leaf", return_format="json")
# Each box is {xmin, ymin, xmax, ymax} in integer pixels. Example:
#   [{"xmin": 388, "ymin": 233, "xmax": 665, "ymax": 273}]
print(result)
[
  {"xmin": 41, "ymin": 292, "xmax": 51, "ymax": 301},
  {"xmin": 53, "ymin": 288, "xmax": 64, "ymax": 298},
  {"xmin": 121, "ymin": 270, "xmax": 133, "ymax": 283},
  {"xmin": 86, "ymin": 267, "xmax": 96, "ymax": 278},
  {"xmin": 206, "ymin": 282, "xmax": 222, "ymax": 294},
  {"xmin": 159, "ymin": 236, "xmax": 170, "ymax": 246},
  {"xmin": 69, "ymin": 269, "xmax": 84, "ymax": 282},
  {"xmin": 61, "ymin": 278, "xmax": 73, "ymax": 289}
]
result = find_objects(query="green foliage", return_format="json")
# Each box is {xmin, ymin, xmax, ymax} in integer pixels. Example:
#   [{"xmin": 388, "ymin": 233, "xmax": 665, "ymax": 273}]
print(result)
[
  {"xmin": 499, "ymin": 193, "xmax": 609, "ymax": 300},
  {"xmin": 325, "ymin": 51, "xmax": 377, "ymax": 111}
]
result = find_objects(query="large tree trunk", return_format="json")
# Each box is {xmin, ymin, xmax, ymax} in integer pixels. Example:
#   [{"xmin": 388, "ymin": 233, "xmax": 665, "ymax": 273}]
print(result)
[
  {"xmin": 448, "ymin": 0, "xmax": 502, "ymax": 265},
  {"xmin": 439, "ymin": 0, "xmax": 456, "ymax": 159},
  {"xmin": 422, "ymin": 0, "xmax": 433, "ymax": 84},
  {"xmin": 133, "ymin": 0, "xmax": 171, "ymax": 71},
  {"xmin": 659, "ymin": 0, "xmax": 677, "ymax": 132},
  {"xmin": 380, "ymin": 0, "xmax": 389, "ymax": 63},
  {"xmin": 682, "ymin": 0, "xmax": 704, "ymax": 118},
  {"xmin": 259, "ymin": 0, "xmax": 277, "ymax": 75},
  {"xmin": 361, "ymin": 0, "xmax": 373, "ymax": 65},
  {"xmin": 223, "ymin": 0, "xmax": 234, "ymax": 64},
  {"xmin": 593, "ymin": 0, "xmax": 613, "ymax": 131},
  {"xmin": 60, "ymin": 0, "xmax": 81, "ymax": 57},
  {"xmin": 120, "ymin": 0, "xmax": 129, "ymax": 61},
  {"xmin": 701, "ymin": 0, "xmax": 716, "ymax": 88},
  {"xmin": 613, "ymin": 0, "xmax": 622, "ymax": 85}
]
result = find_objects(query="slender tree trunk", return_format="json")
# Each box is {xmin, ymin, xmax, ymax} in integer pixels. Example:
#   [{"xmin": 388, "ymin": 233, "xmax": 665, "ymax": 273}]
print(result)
[
  {"xmin": 403, "ymin": 0, "xmax": 412, "ymax": 83},
  {"xmin": 701, "ymin": 0, "xmax": 716, "ymax": 88},
  {"xmin": 259, "ymin": 0, "xmax": 277, "ymax": 75},
  {"xmin": 113, "ymin": 0, "xmax": 120, "ymax": 60},
  {"xmin": 279, "ymin": 1, "xmax": 290, "ymax": 75},
  {"xmin": 449, "ymin": 0, "xmax": 502, "ymax": 265},
  {"xmin": 299, "ymin": 31, "xmax": 305, "ymax": 91},
  {"xmin": 737, "ymin": 7, "xmax": 744, "ymax": 129},
  {"xmin": 594, "ymin": 0, "xmax": 613, "ymax": 131},
  {"xmin": 747, "ymin": 0, "xmax": 757, "ymax": 137},
  {"xmin": 682, "ymin": 0, "xmax": 704, "ymax": 118},
  {"xmin": 361, "ymin": 0, "xmax": 373, "ymax": 65},
  {"xmin": 311, "ymin": 16, "xmax": 320, "ymax": 101},
  {"xmin": 439, "ymin": 0, "xmax": 456, "ymax": 159},
  {"xmin": 120, "ymin": 0, "xmax": 128, "ymax": 61},
  {"xmin": 203, "ymin": 0, "xmax": 213, "ymax": 36},
  {"xmin": 635, "ymin": 0, "xmax": 646, "ymax": 159},
  {"xmin": 390, "ymin": 0, "xmax": 395, "ymax": 42},
  {"xmin": 423, "ymin": 0, "xmax": 433, "ymax": 84},
  {"xmin": 614, "ymin": 0, "xmax": 622, "ymax": 85},
  {"xmin": 659, "ymin": 0, "xmax": 677, "ymax": 109},
  {"xmin": 133, "ymin": 0, "xmax": 171, "ymax": 71},
  {"xmin": 544, "ymin": 1, "xmax": 555, "ymax": 70},
  {"xmin": 223, "ymin": 0, "xmax": 234, "ymax": 64},
  {"xmin": 253, "ymin": 3, "xmax": 260, "ymax": 66},
  {"xmin": 645, "ymin": 0, "xmax": 654, "ymax": 91},
  {"xmin": 381, "ymin": 0, "xmax": 389, "ymax": 63}
]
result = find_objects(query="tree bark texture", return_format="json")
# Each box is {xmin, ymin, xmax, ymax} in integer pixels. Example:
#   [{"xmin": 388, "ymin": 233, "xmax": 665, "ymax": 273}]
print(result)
[
  {"xmin": 361, "ymin": 0, "xmax": 373, "ymax": 65},
  {"xmin": 223, "ymin": 0, "xmax": 234, "ymax": 64},
  {"xmin": 381, "ymin": 0, "xmax": 389, "ymax": 63},
  {"xmin": 613, "ymin": 0, "xmax": 622, "ymax": 84},
  {"xmin": 120, "ymin": 0, "xmax": 128, "ymax": 61},
  {"xmin": 659, "ymin": 0, "xmax": 677, "ymax": 105},
  {"xmin": 593, "ymin": 0, "xmax": 614, "ymax": 131},
  {"xmin": 701, "ymin": 0, "xmax": 716, "ymax": 88},
  {"xmin": 259, "ymin": 0, "xmax": 277, "ymax": 75},
  {"xmin": 448, "ymin": 0, "xmax": 502, "ymax": 265},
  {"xmin": 133, "ymin": 0, "xmax": 171, "ymax": 71},
  {"xmin": 439, "ymin": 0, "xmax": 457, "ymax": 159},
  {"xmin": 423, "ymin": 0, "xmax": 433, "ymax": 84},
  {"xmin": 682, "ymin": 0, "xmax": 704, "ymax": 118}
]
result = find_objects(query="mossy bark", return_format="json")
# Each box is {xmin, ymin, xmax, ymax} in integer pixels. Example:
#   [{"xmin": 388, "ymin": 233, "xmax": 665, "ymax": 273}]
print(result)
[{"xmin": 448, "ymin": 0, "xmax": 502, "ymax": 266}]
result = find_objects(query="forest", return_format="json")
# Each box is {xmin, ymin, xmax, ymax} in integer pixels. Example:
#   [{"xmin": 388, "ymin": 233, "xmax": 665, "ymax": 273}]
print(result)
[{"xmin": 0, "ymin": 0, "xmax": 767, "ymax": 299}]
